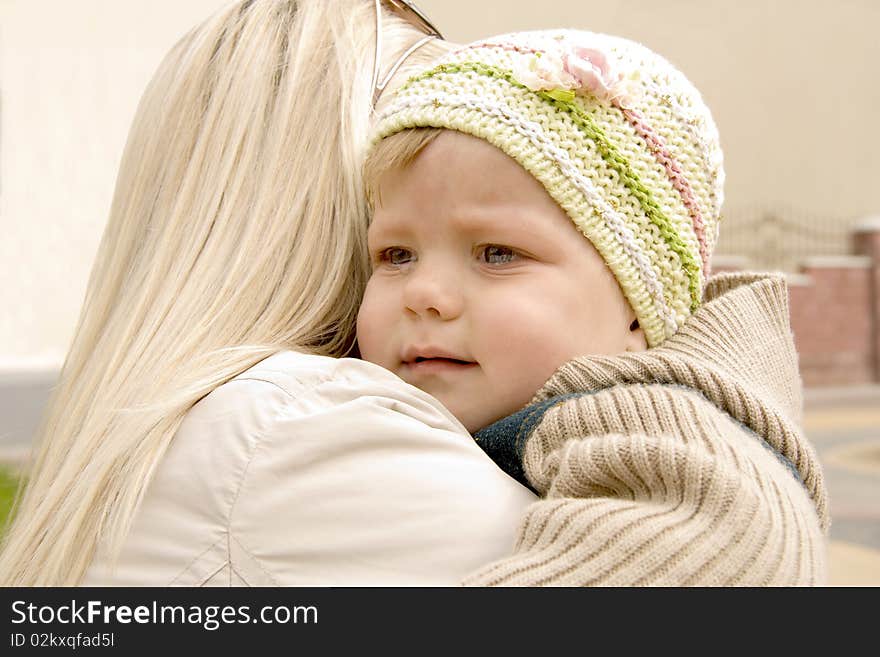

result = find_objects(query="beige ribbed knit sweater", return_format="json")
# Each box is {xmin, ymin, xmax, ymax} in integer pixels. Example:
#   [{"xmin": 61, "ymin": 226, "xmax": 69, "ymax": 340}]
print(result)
[{"xmin": 464, "ymin": 271, "xmax": 829, "ymax": 586}]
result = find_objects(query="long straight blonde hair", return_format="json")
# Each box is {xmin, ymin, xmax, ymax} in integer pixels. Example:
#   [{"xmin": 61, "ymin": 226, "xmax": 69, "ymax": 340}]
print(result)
[{"xmin": 0, "ymin": 0, "xmax": 453, "ymax": 586}]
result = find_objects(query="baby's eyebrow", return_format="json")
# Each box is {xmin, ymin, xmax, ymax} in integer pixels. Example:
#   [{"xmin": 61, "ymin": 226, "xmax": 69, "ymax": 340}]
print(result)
[
  {"xmin": 367, "ymin": 214, "xmax": 415, "ymax": 243},
  {"xmin": 369, "ymin": 205, "xmax": 552, "ymax": 242},
  {"xmin": 449, "ymin": 206, "xmax": 546, "ymax": 234}
]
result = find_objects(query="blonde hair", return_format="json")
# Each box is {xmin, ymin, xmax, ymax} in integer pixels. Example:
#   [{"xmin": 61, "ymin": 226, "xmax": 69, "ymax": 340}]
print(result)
[{"xmin": 0, "ymin": 0, "xmax": 454, "ymax": 586}]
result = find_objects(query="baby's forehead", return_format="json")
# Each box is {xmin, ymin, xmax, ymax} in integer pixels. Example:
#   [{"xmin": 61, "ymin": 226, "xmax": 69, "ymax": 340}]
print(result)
[{"xmin": 372, "ymin": 130, "xmax": 576, "ymax": 231}]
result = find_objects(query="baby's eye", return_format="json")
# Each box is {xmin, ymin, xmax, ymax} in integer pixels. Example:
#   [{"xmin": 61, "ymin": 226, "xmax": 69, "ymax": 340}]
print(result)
[
  {"xmin": 377, "ymin": 247, "xmax": 415, "ymax": 266},
  {"xmin": 479, "ymin": 245, "xmax": 518, "ymax": 265}
]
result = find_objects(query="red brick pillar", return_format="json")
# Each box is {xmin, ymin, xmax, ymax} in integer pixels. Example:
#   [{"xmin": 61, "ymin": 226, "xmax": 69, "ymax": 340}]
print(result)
[{"xmin": 853, "ymin": 216, "xmax": 880, "ymax": 382}]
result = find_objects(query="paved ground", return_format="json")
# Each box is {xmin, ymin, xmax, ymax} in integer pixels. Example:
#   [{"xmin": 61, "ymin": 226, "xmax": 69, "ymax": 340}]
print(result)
[
  {"xmin": 803, "ymin": 385, "xmax": 880, "ymax": 586},
  {"xmin": 0, "ymin": 370, "xmax": 55, "ymax": 463}
]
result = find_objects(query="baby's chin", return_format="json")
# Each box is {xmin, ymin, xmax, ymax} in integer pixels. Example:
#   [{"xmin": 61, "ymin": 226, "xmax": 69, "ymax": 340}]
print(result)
[{"xmin": 422, "ymin": 386, "xmax": 530, "ymax": 435}]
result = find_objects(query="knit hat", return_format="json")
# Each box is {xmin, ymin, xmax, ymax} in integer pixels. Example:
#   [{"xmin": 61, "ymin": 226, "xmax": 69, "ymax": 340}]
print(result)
[{"xmin": 371, "ymin": 30, "xmax": 725, "ymax": 347}]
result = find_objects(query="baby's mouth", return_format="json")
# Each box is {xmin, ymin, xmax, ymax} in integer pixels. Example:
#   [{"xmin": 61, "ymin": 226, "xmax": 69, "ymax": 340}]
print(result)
[
  {"xmin": 413, "ymin": 356, "xmax": 473, "ymax": 365},
  {"xmin": 402, "ymin": 356, "xmax": 478, "ymax": 375}
]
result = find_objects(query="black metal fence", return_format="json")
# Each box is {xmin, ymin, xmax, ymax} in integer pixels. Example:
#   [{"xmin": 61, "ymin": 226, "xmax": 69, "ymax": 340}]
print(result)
[{"xmin": 714, "ymin": 205, "xmax": 857, "ymax": 272}]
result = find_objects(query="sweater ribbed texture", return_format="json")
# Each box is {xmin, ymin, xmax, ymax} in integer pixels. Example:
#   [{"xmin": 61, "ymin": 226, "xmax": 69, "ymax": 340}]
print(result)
[{"xmin": 463, "ymin": 272, "xmax": 829, "ymax": 586}]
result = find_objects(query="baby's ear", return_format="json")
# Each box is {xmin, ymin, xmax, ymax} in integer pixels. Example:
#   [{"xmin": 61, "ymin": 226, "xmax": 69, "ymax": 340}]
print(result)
[{"xmin": 625, "ymin": 318, "xmax": 648, "ymax": 352}]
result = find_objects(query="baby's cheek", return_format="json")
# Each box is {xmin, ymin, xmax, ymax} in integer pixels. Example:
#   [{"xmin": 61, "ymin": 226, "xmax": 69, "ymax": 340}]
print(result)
[
  {"xmin": 493, "ymin": 339, "xmax": 563, "ymax": 411},
  {"xmin": 503, "ymin": 302, "xmax": 574, "ymax": 367},
  {"xmin": 522, "ymin": 342, "xmax": 571, "ymax": 390},
  {"xmin": 474, "ymin": 296, "xmax": 574, "ymax": 418},
  {"xmin": 356, "ymin": 292, "xmax": 388, "ymax": 365}
]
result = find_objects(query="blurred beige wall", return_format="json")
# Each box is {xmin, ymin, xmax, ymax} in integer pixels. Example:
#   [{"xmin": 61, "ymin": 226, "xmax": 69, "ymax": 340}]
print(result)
[
  {"xmin": 0, "ymin": 0, "xmax": 231, "ymax": 368},
  {"xmin": 1, "ymin": 0, "xmax": 878, "ymax": 368}
]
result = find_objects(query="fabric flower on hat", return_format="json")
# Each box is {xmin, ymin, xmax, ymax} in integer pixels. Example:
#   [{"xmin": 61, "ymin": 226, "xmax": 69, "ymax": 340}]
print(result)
[
  {"xmin": 511, "ymin": 50, "xmax": 579, "ymax": 96},
  {"xmin": 563, "ymin": 47, "xmax": 620, "ymax": 100},
  {"xmin": 513, "ymin": 42, "xmax": 636, "ymax": 106}
]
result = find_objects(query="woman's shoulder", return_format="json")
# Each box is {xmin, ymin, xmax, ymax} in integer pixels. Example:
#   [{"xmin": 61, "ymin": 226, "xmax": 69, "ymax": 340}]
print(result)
[
  {"xmin": 172, "ymin": 350, "xmax": 472, "ymax": 489},
  {"xmin": 97, "ymin": 349, "xmax": 496, "ymax": 585},
  {"xmin": 220, "ymin": 352, "xmax": 536, "ymax": 586},
  {"xmin": 142, "ymin": 350, "xmax": 534, "ymax": 586},
  {"xmin": 228, "ymin": 349, "xmax": 416, "ymax": 389},
  {"xmin": 224, "ymin": 349, "xmax": 347, "ymax": 394},
  {"xmin": 137, "ymin": 349, "xmax": 445, "ymax": 521},
  {"xmin": 202, "ymin": 349, "xmax": 468, "ymax": 433}
]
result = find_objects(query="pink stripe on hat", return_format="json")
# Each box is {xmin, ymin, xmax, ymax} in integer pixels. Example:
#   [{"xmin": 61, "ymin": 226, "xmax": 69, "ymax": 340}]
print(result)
[{"xmin": 618, "ymin": 105, "xmax": 711, "ymax": 276}]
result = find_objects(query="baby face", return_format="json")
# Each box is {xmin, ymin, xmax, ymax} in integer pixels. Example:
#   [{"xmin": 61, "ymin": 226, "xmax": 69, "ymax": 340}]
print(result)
[{"xmin": 357, "ymin": 131, "xmax": 639, "ymax": 432}]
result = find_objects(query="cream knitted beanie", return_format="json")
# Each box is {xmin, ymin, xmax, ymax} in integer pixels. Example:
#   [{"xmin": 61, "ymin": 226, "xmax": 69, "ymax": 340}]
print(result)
[{"xmin": 371, "ymin": 30, "xmax": 725, "ymax": 346}]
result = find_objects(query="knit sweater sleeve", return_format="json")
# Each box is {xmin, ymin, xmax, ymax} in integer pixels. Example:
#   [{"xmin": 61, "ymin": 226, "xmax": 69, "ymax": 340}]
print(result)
[{"xmin": 463, "ymin": 384, "xmax": 827, "ymax": 586}]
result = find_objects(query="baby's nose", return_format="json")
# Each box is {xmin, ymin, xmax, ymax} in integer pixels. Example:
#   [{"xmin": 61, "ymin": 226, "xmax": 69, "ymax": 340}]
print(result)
[{"xmin": 402, "ymin": 264, "xmax": 464, "ymax": 321}]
